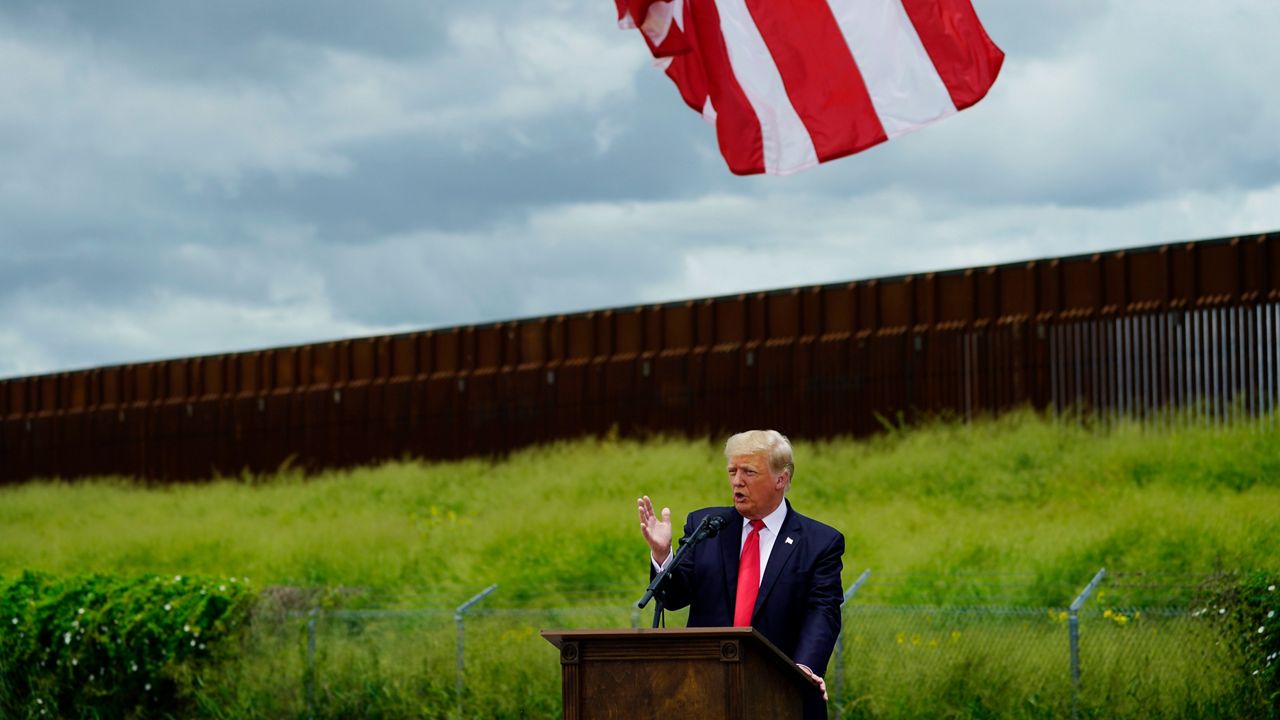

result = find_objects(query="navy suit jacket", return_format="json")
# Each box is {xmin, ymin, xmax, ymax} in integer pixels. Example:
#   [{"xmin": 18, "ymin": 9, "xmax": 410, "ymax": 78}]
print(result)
[{"xmin": 654, "ymin": 499, "xmax": 845, "ymax": 676}]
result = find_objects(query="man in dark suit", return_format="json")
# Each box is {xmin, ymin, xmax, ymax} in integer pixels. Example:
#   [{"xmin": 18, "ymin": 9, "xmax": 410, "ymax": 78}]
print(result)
[{"xmin": 637, "ymin": 430, "xmax": 845, "ymax": 720}]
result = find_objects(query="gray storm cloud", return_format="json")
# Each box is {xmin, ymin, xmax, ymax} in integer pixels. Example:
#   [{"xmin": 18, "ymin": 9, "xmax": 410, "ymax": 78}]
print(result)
[{"xmin": 1, "ymin": 0, "xmax": 1278, "ymax": 377}]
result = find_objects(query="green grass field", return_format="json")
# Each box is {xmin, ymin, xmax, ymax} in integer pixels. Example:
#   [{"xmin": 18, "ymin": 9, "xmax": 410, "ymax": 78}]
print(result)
[
  {"xmin": 2, "ymin": 410, "xmax": 1278, "ymax": 718},
  {"xmin": 3, "ymin": 411, "xmax": 1277, "ymax": 605}
]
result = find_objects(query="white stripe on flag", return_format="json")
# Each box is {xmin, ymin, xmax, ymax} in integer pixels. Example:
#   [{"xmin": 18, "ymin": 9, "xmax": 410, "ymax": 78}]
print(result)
[
  {"xmin": 826, "ymin": 0, "xmax": 956, "ymax": 138},
  {"xmin": 640, "ymin": 1, "xmax": 678, "ymax": 47},
  {"xmin": 714, "ymin": 0, "xmax": 819, "ymax": 174}
]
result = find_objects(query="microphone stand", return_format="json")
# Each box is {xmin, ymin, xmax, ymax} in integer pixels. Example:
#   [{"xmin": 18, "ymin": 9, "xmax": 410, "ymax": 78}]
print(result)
[{"xmin": 637, "ymin": 514, "xmax": 726, "ymax": 628}]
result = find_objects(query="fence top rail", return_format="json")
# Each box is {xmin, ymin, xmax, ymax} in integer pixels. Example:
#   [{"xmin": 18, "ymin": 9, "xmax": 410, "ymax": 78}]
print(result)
[{"xmin": 284, "ymin": 603, "xmax": 1226, "ymax": 621}]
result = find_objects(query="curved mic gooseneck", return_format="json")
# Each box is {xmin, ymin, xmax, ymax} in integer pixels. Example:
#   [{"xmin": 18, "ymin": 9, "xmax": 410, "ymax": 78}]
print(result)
[{"xmin": 637, "ymin": 514, "xmax": 728, "ymax": 627}]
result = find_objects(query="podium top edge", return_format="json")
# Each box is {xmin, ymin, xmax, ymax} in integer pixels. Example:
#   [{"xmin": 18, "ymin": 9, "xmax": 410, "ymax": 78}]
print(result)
[{"xmin": 540, "ymin": 626, "xmax": 761, "ymax": 647}]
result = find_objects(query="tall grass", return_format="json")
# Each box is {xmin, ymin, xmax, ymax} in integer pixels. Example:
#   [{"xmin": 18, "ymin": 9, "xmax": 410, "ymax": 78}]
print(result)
[
  {"xmin": 833, "ymin": 605, "xmax": 1256, "ymax": 719},
  {"xmin": 183, "ymin": 600, "xmax": 1269, "ymax": 719},
  {"xmin": 3, "ymin": 410, "xmax": 1279, "ymax": 717},
  {"xmin": 2, "ymin": 411, "xmax": 1278, "ymax": 606}
]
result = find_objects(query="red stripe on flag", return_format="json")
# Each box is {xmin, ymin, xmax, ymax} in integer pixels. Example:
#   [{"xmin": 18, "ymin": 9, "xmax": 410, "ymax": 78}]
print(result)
[
  {"xmin": 664, "ymin": 53, "xmax": 709, "ymax": 114},
  {"xmin": 900, "ymin": 0, "xmax": 1004, "ymax": 110},
  {"xmin": 745, "ymin": 0, "xmax": 887, "ymax": 162},
  {"xmin": 688, "ymin": 0, "xmax": 765, "ymax": 175}
]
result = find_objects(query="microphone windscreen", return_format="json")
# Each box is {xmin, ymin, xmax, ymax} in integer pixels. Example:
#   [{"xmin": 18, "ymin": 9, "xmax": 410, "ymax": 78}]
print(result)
[{"xmin": 705, "ymin": 515, "xmax": 726, "ymax": 536}]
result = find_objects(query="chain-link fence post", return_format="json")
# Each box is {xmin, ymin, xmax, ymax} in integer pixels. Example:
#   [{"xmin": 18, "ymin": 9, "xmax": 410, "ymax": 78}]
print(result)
[
  {"xmin": 1069, "ymin": 568, "xmax": 1106, "ymax": 720},
  {"xmin": 832, "ymin": 568, "xmax": 872, "ymax": 708},
  {"xmin": 305, "ymin": 607, "xmax": 318, "ymax": 719},
  {"xmin": 454, "ymin": 584, "xmax": 498, "ymax": 719}
]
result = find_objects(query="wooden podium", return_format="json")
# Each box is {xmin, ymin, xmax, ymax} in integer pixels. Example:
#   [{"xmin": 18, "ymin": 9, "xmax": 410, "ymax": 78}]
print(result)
[{"xmin": 541, "ymin": 627, "xmax": 813, "ymax": 720}]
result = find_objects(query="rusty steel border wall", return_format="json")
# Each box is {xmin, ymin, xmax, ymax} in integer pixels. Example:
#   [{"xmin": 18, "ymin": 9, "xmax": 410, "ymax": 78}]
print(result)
[{"xmin": 2, "ymin": 232, "xmax": 1277, "ymax": 483}]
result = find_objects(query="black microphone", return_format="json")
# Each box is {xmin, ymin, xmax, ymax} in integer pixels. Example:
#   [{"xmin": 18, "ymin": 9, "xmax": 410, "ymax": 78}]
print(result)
[
  {"xmin": 637, "ymin": 514, "xmax": 729, "ymax": 610},
  {"xmin": 694, "ymin": 515, "xmax": 727, "ymax": 542}
]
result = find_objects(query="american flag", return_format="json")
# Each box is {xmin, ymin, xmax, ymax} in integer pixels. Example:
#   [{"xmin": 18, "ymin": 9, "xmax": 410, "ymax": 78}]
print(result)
[{"xmin": 617, "ymin": 0, "xmax": 1005, "ymax": 175}]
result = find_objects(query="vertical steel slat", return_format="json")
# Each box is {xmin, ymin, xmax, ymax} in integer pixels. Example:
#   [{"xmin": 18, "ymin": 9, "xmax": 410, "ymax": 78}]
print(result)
[
  {"xmin": 1188, "ymin": 309, "xmax": 1198, "ymax": 424},
  {"xmin": 1047, "ymin": 324, "xmax": 1057, "ymax": 414},
  {"xmin": 1265, "ymin": 304, "xmax": 1274, "ymax": 424}
]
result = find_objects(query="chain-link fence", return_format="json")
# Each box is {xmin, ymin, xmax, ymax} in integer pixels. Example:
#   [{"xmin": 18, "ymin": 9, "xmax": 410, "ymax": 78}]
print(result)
[
  {"xmin": 833, "ymin": 604, "xmax": 1248, "ymax": 719},
  {"xmin": 208, "ymin": 572, "xmax": 1269, "ymax": 719}
]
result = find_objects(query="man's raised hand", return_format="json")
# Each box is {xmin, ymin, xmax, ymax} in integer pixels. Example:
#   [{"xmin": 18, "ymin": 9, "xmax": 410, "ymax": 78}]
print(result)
[{"xmin": 636, "ymin": 495, "xmax": 673, "ymax": 563}]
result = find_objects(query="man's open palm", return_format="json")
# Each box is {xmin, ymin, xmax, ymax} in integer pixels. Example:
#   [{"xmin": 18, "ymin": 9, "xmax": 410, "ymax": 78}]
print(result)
[{"xmin": 637, "ymin": 495, "xmax": 673, "ymax": 561}]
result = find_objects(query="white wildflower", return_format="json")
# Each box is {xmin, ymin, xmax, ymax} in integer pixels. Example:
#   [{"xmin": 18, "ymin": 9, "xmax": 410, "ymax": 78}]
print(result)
[
  {"xmin": 1260, "ymin": 627, "xmax": 1267, "ymax": 634},
  {"xmin": 71, "ymin": 659, "xmax": 77, "ymax": 666},
  {"xmin": 183, "ymin": 625, "xmax": 190, "ymax": 633},
  {"xmin": 1269, "ymin": 611, "xmax": 1276, "ymax": 619},
  {"xmin": 145, "ymin": 683, "xmax": 151, "ymax": 691},
  {"xmin": 131, "ymin": 663, "xmax": 138, "ymax": 672},
  {"xmin": 219, "ymin": 585, "xmax": 226, "ymax": 592},
  {"xmin": 174, "ymin": 575, "xmax": 182, "ymax": 582},
  {"xmin": 190, "ymin": 640, "xmax": 196, "ymax": 647},
  {"xmin": 1219, "ymin": 608, "xmax": 1227, "ymax": 615},
  {"xmin": 77, "ymin": 608, "xmax": 84, "ymax": 615},
  {"xmin": 1269, "ymin": 585, "xmax": 1276, "ymax": 592},
  {"xmin": 10, "ymin": 618, "xmax": 16, "ymax": 625},
  {"xmin": 63, "ymin": 632, "xmax": 71, "ymax": 645},
  {"xmin": 164, "ymin": 603, "xmax": 172, "ymax": 612}
]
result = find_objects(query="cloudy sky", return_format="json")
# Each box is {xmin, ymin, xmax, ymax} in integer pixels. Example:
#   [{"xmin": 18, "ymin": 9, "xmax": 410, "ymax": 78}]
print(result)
[{"xmin": 2, "ymin": 0, "xmax": 1278, "ymax": 379}]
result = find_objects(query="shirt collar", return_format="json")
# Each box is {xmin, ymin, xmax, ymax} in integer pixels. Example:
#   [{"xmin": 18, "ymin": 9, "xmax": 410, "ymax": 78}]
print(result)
[{"xmin": 744, "ymin": 500, "xmax": 788, "ymax": 535}]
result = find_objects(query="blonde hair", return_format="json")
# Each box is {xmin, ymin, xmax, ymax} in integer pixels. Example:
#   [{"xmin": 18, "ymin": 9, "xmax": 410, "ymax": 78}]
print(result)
[{"xmin": 724, "ymin": 430, "xmax": 794, "ymax": 480}]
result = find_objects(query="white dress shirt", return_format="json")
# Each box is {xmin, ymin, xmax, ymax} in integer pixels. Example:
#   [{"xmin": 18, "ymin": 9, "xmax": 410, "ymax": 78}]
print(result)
[{"xmin": 739, "ymin": 500, "xmax": 789, "ymax": 587}]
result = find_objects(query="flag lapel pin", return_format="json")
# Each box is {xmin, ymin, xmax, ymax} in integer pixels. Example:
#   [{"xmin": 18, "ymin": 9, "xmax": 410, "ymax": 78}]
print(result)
[{"xmin": 785, "ymin": 537, "xmax": 794, "ymax": 545}]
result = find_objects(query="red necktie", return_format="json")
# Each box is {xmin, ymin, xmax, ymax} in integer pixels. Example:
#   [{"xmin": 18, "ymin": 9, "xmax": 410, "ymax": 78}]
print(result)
[{"xmin": 733, "ymin": 519, "xmax": 766, "ymax": 627}]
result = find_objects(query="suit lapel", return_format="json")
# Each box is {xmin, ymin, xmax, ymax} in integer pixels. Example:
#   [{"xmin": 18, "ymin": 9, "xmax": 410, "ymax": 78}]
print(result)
[{"xmin": 753, "ymin": 500, "xmax": 802, "ymax": 616}]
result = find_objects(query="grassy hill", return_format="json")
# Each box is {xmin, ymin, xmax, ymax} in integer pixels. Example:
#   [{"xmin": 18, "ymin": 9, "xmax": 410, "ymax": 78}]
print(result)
[
  {"xmin": 2, "ymin": 410, "xmax": 1277, "ymax": 607},
  {"xmin": 3, "ymin": 410, "xmax": 1278, "ymax": 718}
]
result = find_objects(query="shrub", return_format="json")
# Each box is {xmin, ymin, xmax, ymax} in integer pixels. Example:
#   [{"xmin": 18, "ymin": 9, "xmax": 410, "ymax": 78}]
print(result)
[
  {"xmin": 0, "ymin": 572, "xmax": 252, "ymax": 719},
  {"xmin": 1236, "ymin": 572, "xmax": 1280, "ymax": 715}
]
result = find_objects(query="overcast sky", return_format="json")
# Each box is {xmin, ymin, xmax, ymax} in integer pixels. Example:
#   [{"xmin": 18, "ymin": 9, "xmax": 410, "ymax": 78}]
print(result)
[{"xmin": 2, "ymin": 0, "xmax": 1278, "ymax": 379}]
